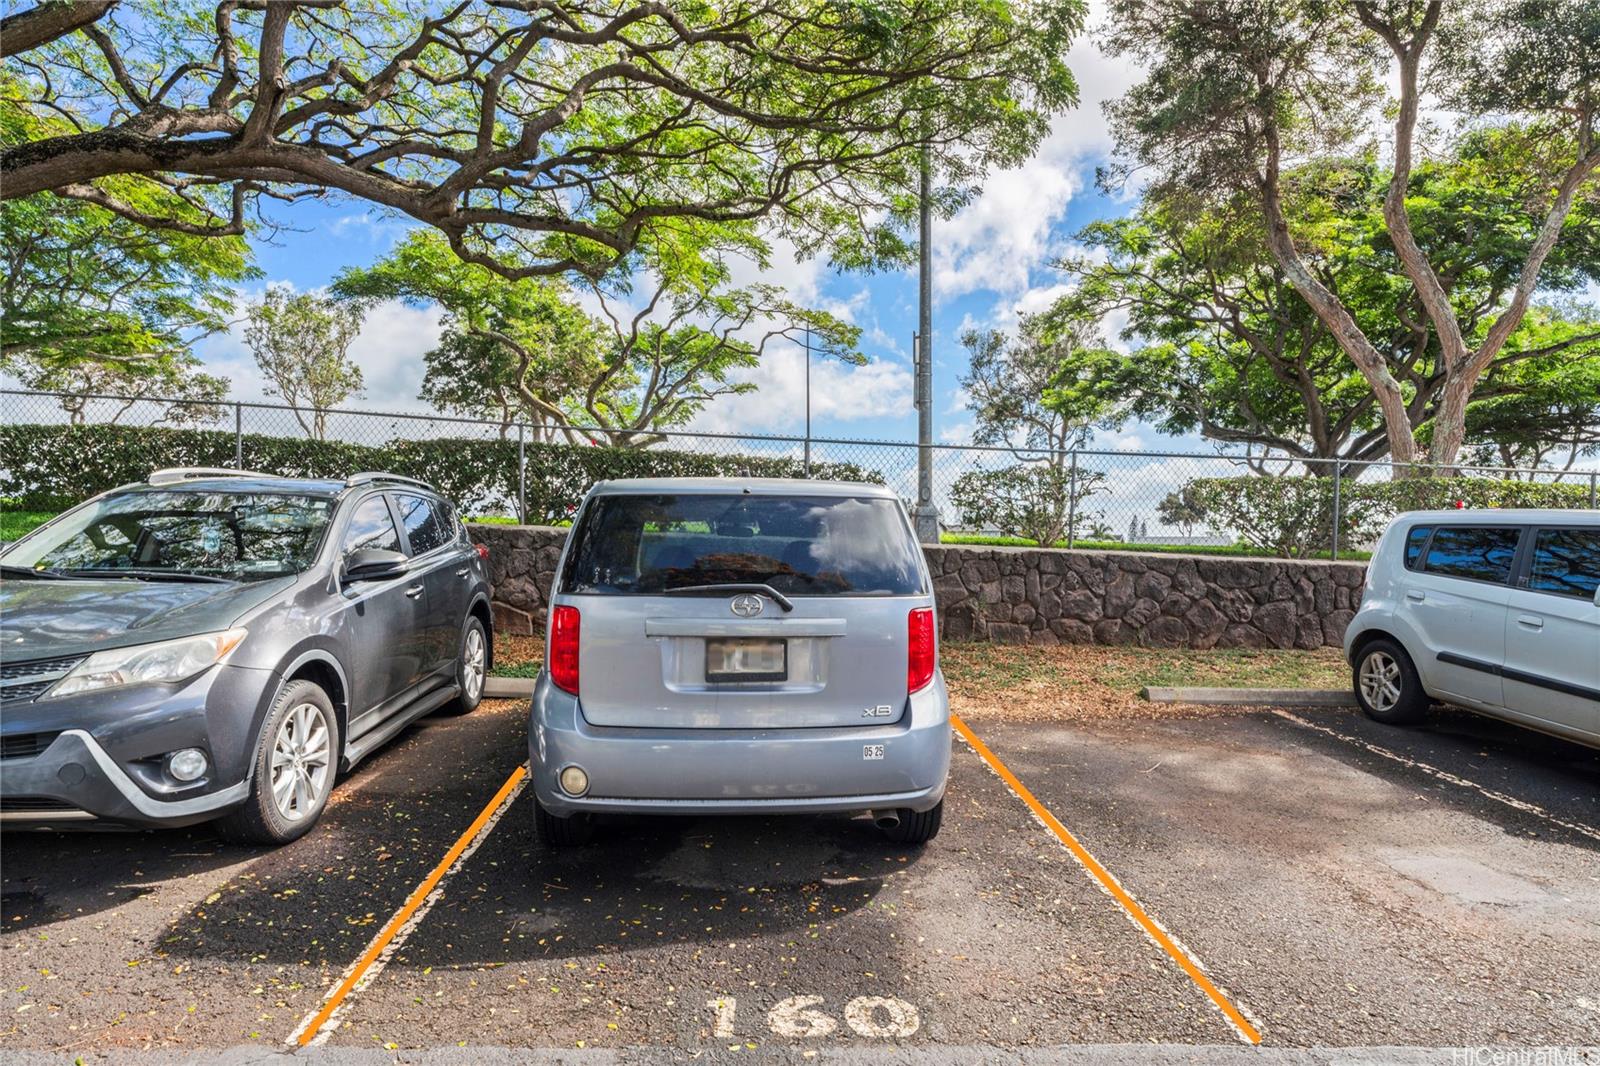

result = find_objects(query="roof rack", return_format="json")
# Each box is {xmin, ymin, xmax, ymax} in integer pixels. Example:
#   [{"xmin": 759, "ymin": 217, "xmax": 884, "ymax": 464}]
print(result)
[
  {"xmin": 344, "ymin": 472, "xmax": 435, "ymax": 491},
  {"xmin": 147, "ymin": 467, "xmax": 277, "ymax": 486}
]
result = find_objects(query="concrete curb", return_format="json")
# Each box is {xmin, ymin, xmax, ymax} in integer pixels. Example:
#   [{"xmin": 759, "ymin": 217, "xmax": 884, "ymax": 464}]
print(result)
[
  {"xmin": 1141, "ymin": 686, "xmax": 1357, "ymax": 708},
  {"xmin": 483, "ymin": 676, "xmax": 536, "ymax": 699}
]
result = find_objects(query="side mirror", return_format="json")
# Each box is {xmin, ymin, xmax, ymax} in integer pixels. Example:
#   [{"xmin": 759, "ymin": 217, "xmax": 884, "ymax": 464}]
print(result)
[{"xmin": 343, "ymin": 547, "xmax": 409, "ymax": 583}]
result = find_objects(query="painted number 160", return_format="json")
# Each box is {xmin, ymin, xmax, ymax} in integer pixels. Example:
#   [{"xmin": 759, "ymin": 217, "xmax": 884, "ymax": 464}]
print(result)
[{"xmin": 706, "ymin": 994, "xmax": 921, "ymax": 1040}]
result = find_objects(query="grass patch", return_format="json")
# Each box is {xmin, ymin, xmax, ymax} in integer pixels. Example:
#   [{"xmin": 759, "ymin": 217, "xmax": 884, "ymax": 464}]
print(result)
[
  {"xmin": 0, "ymin": 508, "xmax": 55, "ymax": 542},
  {"xmin": 939, "ymin": 532, "xmax": 1370, "ymax": 562},
  {"xmin": 942, "ymin": 642, "xmax": 1347, "ymax": 722}
]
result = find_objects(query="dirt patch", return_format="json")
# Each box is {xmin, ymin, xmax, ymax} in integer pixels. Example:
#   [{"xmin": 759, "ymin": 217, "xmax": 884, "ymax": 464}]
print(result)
[
  {"xmin": 943, "ymin": 642, "xmax": 1347, "ymax": 723},
  {"xmin": 492, "ymin": 632, "xmax": 543, "ymax": 677}
]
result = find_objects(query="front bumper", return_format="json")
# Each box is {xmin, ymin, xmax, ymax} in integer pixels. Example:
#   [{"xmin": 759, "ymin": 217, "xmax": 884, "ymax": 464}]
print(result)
[
  {"xmin": 0, "ymin": 662, "xmax": 277, "ymax": 828},
  {"xmin": 528, "ymin": 672, "xmax": 952, "ymax": 818}
]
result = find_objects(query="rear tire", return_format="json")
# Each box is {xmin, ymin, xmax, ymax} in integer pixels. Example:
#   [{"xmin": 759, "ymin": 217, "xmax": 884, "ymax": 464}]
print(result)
[
  {"xmin": 881, "ymin": 799, "xmax": 943, "ymax": 844},
  {"xmin": 533, "ymin": 795, "xmax": 593, "ymax": 847},
  {"xmin": 1352, "ymin": 638, "xmax": 1428, "ymax": 726},
  {"xmin": 215, "ymin": 680, "xmax": 340, "ymax": 846},
  {"xmin": 438, "ymin": 616, "xmax": 489, "ymax": 716}
]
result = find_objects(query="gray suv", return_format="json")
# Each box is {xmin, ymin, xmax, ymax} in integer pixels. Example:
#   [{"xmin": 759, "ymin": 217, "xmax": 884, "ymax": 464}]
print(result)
[
  {"xmin": 0, "ymin": 468, "xmax": 493, "ymax": 844},
  {"xmin": 529, "ymin": 478, "xmax": 951, "ymax": 847}
]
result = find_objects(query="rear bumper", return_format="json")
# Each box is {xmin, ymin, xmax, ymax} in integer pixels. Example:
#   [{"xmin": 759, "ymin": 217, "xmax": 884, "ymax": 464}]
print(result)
[{"xmin": 528, "ymin": 672, "xmax": 952, "ymax": 818}]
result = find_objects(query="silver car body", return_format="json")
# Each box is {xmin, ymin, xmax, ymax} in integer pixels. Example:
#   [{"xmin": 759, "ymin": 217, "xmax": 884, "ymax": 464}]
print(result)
[
  {"xmin": 1343, "ymin": 508, "xmax": 1599, "ymax": 746},
  {"xmin": 528, "ymin": 478, "xmax": 951, "ymax": 817}
]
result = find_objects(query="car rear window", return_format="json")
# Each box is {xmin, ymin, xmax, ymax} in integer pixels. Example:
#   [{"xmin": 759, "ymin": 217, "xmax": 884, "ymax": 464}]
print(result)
[
  {"xmin": 1527, "ymin": 527, "xmax": 1600, "ymax": 599},
  {"xmin": 560, "ymin": 493, "xmax": 925, "ymax": 596},
  {"xmin": 1420, "ymin": 526, "xmax": 1521, "ymax": 584}
]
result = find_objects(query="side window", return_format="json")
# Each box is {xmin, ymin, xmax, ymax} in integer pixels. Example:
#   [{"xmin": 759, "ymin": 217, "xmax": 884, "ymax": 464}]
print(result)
[
  {"xmin": 342, "ymin": 496, "xmax": 400, "ymax": 556},
  {"xmin": 396, "ymin": 494, "xmax": 449, "ymax": 556},
  {"xmin": 1420, "ymin": 526, "xmax": 1521, "ymax": 585},
  {"xmin": 1527, "ymin": 527, "xmax": 1600, "ymax": 600},
  {"xmin": 1402, "ymin": 525, "xmax": 1432, "ymax": 571}
]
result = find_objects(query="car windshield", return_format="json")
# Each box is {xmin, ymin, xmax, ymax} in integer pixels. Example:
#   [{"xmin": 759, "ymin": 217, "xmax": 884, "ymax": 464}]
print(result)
[
  {"xmin": 560, "ymin": 492, "xmax": 925, "ymax": 596},
  {"xmin": 1, "ymin": 489, "xmax": 335, "ymax": 582}
]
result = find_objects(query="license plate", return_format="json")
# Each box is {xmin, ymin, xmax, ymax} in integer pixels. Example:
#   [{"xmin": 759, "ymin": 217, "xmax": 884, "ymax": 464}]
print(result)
[{"xmin": 705, "ymin": 638, "xmax": 787, "ymax": 682}]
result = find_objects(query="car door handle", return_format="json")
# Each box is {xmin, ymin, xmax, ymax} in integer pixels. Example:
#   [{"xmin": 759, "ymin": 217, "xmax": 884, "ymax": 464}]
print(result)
[
  {"xmin": 455, "ymin": 567, "xmax": 470, "ymax": 577},
  {"xmin": 1405, "ymin": 590, "xmax": 1425, "ymax": 602},
  {"xmin": 1515, "ymin": 614, "xmax": 1543, "ymax": 630},
  {"xmin": 405, "ymin": 584, "xmax": 424, "ymax": 599}
]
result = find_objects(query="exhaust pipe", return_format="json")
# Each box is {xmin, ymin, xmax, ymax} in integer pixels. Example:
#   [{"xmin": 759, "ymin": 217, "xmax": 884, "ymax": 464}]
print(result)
[{"xmin": 872, "ymin": 810, "xmax": 901, "ymax": 830}]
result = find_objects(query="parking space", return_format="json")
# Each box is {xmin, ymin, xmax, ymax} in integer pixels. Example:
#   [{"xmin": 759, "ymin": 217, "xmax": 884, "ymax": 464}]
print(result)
[{"xmin": 3, "ymin": 685, "xmax": 1598, "ymax": 1060}]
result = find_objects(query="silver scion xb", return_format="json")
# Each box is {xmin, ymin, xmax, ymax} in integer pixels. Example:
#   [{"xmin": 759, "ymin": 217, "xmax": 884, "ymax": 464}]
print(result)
[{"xmin": 528, "ymin": 478, "xmax": 951, "ymax": 846}]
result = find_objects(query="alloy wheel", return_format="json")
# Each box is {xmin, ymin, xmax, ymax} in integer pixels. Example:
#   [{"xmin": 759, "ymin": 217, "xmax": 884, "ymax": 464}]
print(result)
[
  {"xmin": 270, "ymin": 702, "xmax": 332, "ymax": 822},
  {"xmin": 1359, "ymin": 651, "xmax": 1402, "ymax": 713},
  {"xmin": 463, "ymin": 626, "xmax": 486, "ymax": 701}
]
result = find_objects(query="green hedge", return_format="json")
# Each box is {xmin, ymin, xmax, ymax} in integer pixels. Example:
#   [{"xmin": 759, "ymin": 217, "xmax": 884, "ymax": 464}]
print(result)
[
  {"xmin": 1185, "ymin": 475, "xmax": 1593, "ymax": 558},
  {"xmin": 0, "ymin": 423, "xmax": 878, "ymax": 520}
]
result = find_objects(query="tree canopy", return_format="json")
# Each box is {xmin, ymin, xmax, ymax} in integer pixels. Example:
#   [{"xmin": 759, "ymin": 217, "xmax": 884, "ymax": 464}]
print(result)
[
  {"xmin": 333, "ymin": 228, "xmax": 861, "ymax": 446},
  {"xmin": 1052, "ymin": 140, "xmax": 1600, "ymax": 470},
  {"xmin": 1100, "ymin": 0, "xmax": 1600, "ymax": 471},
  {"xmin": 2, "ymin": 0, "xmax": 1084, "ymax": 281},
  {"xmin": 244, "ymin": 286, "xmax": 366, "ymax": 439}
]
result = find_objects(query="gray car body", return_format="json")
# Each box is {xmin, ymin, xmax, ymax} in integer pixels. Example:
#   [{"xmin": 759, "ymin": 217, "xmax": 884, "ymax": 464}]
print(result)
[
  {"xmin": 528, "ymin": 477, "xmax": 951, "ymax": 819},
  {"xmin": 0, "ymin": 475, "xmax": 493, "ymax": 828}
]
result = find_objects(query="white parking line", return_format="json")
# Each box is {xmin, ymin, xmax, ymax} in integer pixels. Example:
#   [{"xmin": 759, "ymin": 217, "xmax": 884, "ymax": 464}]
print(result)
[{"xmin": 1270, "ymin": 710, "xmax": 1600, "ymax": 844}]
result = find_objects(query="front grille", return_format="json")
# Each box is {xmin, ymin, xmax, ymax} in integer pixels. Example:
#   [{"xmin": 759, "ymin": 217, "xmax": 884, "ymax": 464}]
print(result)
[
  {"xmin": 0, "ymin": 654, "xmax": 85, "ymax": 704},
  {"xmin": 0, "ymin": 796, "xmax": 77, "ymax": 813},
  {"xmin": 0, "ymin": 680, "xmax": 55, "ymax": 704},
  {"xmin": 0, "ymin": 654, "xmax": 85, "ymax": 681},
  {"xmin": 1, "ymin": 732, "xmax": 61, "ymax": 760}
]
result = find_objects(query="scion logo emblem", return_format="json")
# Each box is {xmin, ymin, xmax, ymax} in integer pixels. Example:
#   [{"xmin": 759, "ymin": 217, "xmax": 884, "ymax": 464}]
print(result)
[{"xmin": 729, "ymin": 594, "xmax": 764, "ymax": 618}]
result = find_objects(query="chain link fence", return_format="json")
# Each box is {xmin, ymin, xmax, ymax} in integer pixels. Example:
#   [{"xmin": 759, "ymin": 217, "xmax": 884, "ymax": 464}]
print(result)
[{"xmin": 3, "ymin": 388, "xmax": 1596, "ymax": 559}]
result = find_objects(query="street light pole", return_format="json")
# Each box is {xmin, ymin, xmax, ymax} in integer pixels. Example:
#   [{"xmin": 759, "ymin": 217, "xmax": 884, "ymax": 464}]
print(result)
[
  {"xmin": 803, "ymin": 325, "xmax": 812, "ymax": 477},
  {"xmin": 911, "ymin": 141, "xmax": 940, "ymax": 543}
]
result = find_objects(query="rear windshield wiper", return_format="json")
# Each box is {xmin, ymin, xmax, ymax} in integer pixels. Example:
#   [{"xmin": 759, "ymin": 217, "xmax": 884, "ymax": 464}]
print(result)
[
  {"xmin": 1, "ymin": 563, "xmax": 70, "ymax": 580},
  {"xmin": 60, "ymin": 568, "xmax": 235, "ymax": 585},
  {"xmin": 661, "ymin": 582, "xmax": 794, "ymax": 612}
]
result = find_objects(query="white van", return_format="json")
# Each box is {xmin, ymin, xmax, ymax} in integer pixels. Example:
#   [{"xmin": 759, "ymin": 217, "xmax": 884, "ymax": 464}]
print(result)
[{"xmin": 1343, "ymin": 510, "xmax": 1598, "ymax": 748}]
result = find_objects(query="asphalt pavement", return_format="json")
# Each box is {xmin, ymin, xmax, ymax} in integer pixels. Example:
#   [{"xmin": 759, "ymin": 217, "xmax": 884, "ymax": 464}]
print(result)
[{"xmin": 2, "ymin": 691, "xmax": 1596, "ymax": 1062}]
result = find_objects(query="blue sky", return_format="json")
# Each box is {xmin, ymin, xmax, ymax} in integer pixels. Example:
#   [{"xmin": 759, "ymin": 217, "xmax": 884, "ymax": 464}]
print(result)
[{"xmin": 192, "ymin": 26, "xmax": 1174, "ymax": 453}]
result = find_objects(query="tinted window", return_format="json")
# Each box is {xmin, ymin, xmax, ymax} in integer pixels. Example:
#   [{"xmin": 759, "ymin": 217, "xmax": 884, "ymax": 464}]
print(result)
[
  {"xmin": 1527, "ymin": 527, "xmax": 1600, "ymax": 600},
  {"xmin": 1403, "ymin": 525, "xmax": 1432, "ymax": 570},
  {"xmin": 342, "ymin": 496, "xmax": 400, "ymax": 555},
  {"xmin": 1421, "ymin": 526, "xmax": 1520, "ymax": 584},
  {"xmin": 395, "ymin": 494, "xmax": 449, "ymax": 555},
  {"xmin": 1, "ymin": 490, "xmax": 333, "ymax": 581},
  {"xmin": 561, "ymin": 493, "xmax": 924, "ymax": 596}
]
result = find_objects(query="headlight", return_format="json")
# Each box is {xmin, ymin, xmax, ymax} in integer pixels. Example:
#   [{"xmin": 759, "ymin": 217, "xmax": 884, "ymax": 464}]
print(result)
[{"xmin": 47, "ymin": 629, "xmax": 248, "ymax": 698}]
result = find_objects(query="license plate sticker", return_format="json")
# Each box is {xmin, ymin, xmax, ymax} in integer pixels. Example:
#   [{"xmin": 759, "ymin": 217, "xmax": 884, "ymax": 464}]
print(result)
[
  {"xmin": 863, "ymin": 744, "xmax": 886, "ymax": 761},
  {"xmin": 705, "ymin": 638, "xmax": 787, "ymax": 683}
]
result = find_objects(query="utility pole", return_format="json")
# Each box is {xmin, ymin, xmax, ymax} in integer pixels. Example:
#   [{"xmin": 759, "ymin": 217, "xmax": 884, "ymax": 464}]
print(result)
[
  {"xmin": 912, "ymin": 141, "xmax": 940, "ymax": 543},
  {"xmin": 803, "ymin": 325, "xmax": 813, "ymax": 477}
]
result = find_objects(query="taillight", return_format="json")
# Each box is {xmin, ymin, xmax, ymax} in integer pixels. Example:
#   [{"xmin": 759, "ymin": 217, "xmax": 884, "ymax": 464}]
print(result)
[
  {"xmin": 549, "ymin": 605, "xmax": 580, "ymax": 695},
  {"xmin": 908, "ymin": 607, "xmax": 936, "ymax": 694},
  {"xmin": 475, "ymin": 542, "xmax": 490, "ymax": 560}
]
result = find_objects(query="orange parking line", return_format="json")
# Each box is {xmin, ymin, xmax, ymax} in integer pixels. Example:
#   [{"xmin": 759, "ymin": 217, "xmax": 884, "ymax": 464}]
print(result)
[
  {"xmin": 292, "ymin": 764, "xmax": 528, "ymax": 1046},
  {"xmin": 950, "ymin": 714, "xmax": 1262, "ymax": 1045}
]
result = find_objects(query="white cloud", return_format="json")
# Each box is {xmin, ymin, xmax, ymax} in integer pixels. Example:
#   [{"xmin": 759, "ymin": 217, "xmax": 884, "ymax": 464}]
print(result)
[
  {"xmin": 195, "ymin": 287, "xmax": 442, "ymax": 413},
  {"xmin": 689, "ymin": 343, "xmax": 912, "ymax": 435},
  {"xmin": 939, "ymin": 420, "xmax": 975, "ymax": 445},
  {"xmin": 930, "ymin": 6, "xmax": 1142, "ymax": 301}
]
